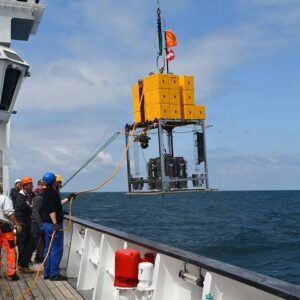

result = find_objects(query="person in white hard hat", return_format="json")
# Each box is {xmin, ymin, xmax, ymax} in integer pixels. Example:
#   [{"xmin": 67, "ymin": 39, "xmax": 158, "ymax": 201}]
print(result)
[
  {"xmin": 10, "ymin": 179, "xmax": 21, "ymax": 208},
  {"xmin": 0, "ymin": 183, "xmax": 22, "ymax": 281}
]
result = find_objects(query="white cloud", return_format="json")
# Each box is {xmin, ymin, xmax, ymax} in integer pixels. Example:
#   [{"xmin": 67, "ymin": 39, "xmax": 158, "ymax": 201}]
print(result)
[{"xmin": 97, "ymin": 151, "xmax": 113, "ymax": 165}]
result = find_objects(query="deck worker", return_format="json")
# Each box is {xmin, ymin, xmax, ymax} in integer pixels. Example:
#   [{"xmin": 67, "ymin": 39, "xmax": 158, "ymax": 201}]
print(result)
[
  {"xmin": 31, "ymin": 179, "xmax": 46, "ymax": 263},
  {"xmin": 33, "ymin": 179, "xmax": 45, "ymax": 194},
  {"xmin": 0, "ymin": 183, "xmax": 22, "ymax": 281},
  {"xmin": 14, "ymin": 176, "xmax": 35, "ymax": 274},
  {"xmin": 10, "ymin": 179, "xmax": 21, "ymax": 207},
  {"xmin": 40, "ymin": 172, "xmax": 76, "ymax": 281},
  {"xmin": 55, "ymin": 174, "xmax": 63, "ymax": 191},
  {"xmin": 55, "ymin": 174, "xmax": 71, "ymax": 204}
]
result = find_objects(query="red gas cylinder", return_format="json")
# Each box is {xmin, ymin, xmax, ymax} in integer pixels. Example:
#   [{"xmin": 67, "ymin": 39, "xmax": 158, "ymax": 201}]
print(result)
[
  {"xmin": 114, "ymin": 249, "xmax": 140, "ymax": 288},
  {"xmin": 140, "ymin": 252, "xmax": 155, "ymax": 264}
]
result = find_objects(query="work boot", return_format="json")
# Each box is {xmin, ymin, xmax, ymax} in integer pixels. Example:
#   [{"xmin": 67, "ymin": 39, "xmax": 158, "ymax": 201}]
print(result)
[
  {"xmin": 50, "ymin": 274, "xmax": 67, "ymax": 281},
  {"xmin": 19, "ymin": 266, "xmax": 35, "ymax": 274},
  {"xmin": 35, "ymin": 257, "xmax": 44, "ymax": 263},
  {"xmin": 8, "ymin": 273, "xmax": 19, "ymax": 281}
]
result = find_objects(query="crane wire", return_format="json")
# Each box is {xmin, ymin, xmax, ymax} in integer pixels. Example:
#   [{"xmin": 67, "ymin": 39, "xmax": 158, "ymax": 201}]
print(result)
[
  {"xmin": 62, "ymin": 131, "xmax": 121, "ymax": 188},
  {"xmin": 68, "ymin": 123, "xmax": 116, "ymax": 179}
]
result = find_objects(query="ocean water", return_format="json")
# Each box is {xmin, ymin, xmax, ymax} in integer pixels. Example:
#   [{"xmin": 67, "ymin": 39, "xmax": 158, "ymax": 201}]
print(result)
[{"xmin": 68, "ymin": 190, "xmax": 300, "ymax": 285}]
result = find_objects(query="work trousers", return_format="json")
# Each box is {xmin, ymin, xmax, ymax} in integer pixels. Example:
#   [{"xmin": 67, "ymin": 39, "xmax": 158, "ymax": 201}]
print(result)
[
  {"xmin": 0, "ymin": 229, "xmax": 17, "ymax": 276},
  {"xmin": 16, "ymin": 225, "xmax": 35, "ymax": 267},
  {"xmin": 31, "ymin": 222, "xmax": 45, "ymax": 262},
  {"xmin": 42, "ymin": 223, "xmax": 64, "ymax": 278}
]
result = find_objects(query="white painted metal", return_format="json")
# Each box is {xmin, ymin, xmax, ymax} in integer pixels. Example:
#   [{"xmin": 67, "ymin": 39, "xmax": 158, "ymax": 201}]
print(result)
[
  {"xmin": 62, "ymin": 220, "xmax": 291, "ymax": 300},
  {"xmin": 137, "ymin": 262, "xmax": 154, "ymax": 289},
  {"xmin": 0, "ymin": 0, "xmax": 45, "ymax": 193},
  {"xmin": 0, "ymin": 46, "xmax": 29, "ymax": 194},
  {"xmin": 0, "ymin": 0, "xmax": 46, "ymax": 46}
]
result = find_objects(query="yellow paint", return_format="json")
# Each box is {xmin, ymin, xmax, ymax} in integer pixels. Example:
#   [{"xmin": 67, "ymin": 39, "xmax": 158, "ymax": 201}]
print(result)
[{"xmin": 133, "ymin": 111, "xmax": 142, "ymax": 123}]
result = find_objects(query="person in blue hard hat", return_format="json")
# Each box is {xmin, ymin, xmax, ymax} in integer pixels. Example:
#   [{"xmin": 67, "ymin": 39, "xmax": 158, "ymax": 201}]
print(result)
[{"xmin": 40, "ymin": 172, "xmax": 76, "ymax": 281}]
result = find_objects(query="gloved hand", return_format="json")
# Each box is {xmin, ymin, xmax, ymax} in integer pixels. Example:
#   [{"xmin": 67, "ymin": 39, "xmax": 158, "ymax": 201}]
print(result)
[
  {"xmin": 67, "ymin": 193, "xmax": 77, "ymax": 202},
  {"xmin": 53, "ymin": 223, "xmax": 60, "ymax": 233}
]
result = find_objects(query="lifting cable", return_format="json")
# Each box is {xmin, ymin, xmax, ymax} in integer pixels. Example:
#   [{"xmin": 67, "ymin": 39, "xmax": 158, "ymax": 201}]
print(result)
[
  {"xmin": 62, "ymin": 131, "xmax": 121, "ymax": 188},
  {"xmin": 16, "ymin": 90, "xmax": 144, "ymax": 300}
]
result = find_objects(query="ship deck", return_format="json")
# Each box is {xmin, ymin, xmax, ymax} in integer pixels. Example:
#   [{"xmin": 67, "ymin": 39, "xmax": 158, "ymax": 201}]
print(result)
[{"xmin": 0, "ymin": 251, "xmax": 84, "ymax": 300}]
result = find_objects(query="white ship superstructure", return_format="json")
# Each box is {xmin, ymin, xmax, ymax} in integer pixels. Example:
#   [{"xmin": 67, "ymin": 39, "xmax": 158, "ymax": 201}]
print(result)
[{"xmin": 0, "ymin": 0, "xmax": 45, "ymax": 194}]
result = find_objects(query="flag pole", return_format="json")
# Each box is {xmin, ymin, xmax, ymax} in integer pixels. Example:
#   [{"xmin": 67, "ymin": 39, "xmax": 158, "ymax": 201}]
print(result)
[{"xmin": 164, "ymin": 20, "xmax": 169, "ymax": 74}]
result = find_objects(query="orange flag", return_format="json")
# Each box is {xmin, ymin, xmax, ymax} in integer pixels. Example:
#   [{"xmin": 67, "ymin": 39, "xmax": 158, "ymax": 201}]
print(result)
[{"xmin": 165, "ymin": 29, "xmax": 177, "ymax": 48}]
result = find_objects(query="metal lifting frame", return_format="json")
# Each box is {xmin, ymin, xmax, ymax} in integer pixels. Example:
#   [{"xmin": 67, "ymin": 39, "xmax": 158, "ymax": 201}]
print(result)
[{"xmin": 125, "ymin": 119, "xmax": 210, "ymax": 194}]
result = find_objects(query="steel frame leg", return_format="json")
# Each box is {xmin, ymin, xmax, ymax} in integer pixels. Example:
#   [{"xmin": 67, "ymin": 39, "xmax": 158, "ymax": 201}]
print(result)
[
  {"xmin": 202, "ymin": 121, "xmax": 210, "ymax": 190},
  {"xmin": 125, "ymin": 127, "xmax": 132, "ymax": 193},
  {"xmin": 158, "ymin": 120, "xmax": 168, "ymax": 192}
]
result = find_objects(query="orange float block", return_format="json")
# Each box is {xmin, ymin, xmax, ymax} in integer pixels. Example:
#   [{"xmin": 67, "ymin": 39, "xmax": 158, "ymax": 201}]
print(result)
[
  {"xmin": 179, "ymin": 75, "xmax": 194, "ymax": 90},
  {"xmin": 194, "ymin": 105, "xmax": 206, "ymax": 120},
  {"xmin": 143, "ymin": 73, "xmax": 169, "ymax": 92},
  {"xmin": 144, "ymin": 89, "xmax": 169, "ymax": 105},
  {"xmin": 169, "ymin": 105, "xmax": 181, "ymax": 119},
  {"xmin": 145, "ymin": 104, "xmax": 170, "ymax": 121},
  {"xmin": 168, "ymin": 74, "xmax": 179, "ymax": 89},
  {"xmin": 180, "ymin": 89, "xmax": 194, "ymax": 105},
  {"xmin": 182, "ymin": 105, "xmax": 196, "ymax": 120},
  {"xmin": 169, "ymin": 89, "xmax": 180, "ymax": 105}
]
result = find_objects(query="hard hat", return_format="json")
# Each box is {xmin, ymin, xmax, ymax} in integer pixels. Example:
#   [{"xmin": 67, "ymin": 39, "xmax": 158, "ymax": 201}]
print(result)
[
  {"xmin": 55, "ymin": 174, "xmax": 63, "ymax": 182},
  {"xmin": 21, "ymin": 176, "xmax": 33, "ymax": 186},
  {"xmin": 43, "ymin": 172, "xmax": 56, "ymax": 186},
  {"xmin": 15, "ymin": 179, "xmax": 21, "ymax": 184}
]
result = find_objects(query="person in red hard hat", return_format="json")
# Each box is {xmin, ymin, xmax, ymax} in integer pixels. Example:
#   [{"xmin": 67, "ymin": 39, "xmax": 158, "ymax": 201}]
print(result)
[
  {"xmin": 31, "ymin": 179, "xmax": 46, "ymax": 263},
  {"xmin": 14, "ymin": 176, "xmax": 35, "ymax": 274}
]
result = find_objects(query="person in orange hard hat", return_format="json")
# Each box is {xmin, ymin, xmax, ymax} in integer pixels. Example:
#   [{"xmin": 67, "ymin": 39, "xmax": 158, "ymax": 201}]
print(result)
[
  {"xmin": 14, "ymin": 176, "xmax": 35, "ymax": 274},
  {"xmin": 0, "ymin": 183, "xmax": 21, "ymax": 281}
]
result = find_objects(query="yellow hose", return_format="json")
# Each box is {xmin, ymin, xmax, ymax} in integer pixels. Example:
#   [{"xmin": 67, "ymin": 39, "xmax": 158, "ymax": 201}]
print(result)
[{"xmin": 16, "ymin": 231, "xmax": 56, "ymax": 300}]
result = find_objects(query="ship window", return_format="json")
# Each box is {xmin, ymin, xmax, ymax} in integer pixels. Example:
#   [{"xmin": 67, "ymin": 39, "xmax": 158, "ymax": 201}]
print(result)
[
  {"xmin": 0, "ymin": 67, "xmax": 21, "ymax": 111},
  {"xmin": 4, "ymin": 50, "xmax": 24, "ymax": 63}
]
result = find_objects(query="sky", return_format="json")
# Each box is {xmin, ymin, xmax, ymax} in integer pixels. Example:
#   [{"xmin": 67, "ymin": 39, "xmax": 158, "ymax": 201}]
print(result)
[{"xmin": 8, "ymin": 0, "xmax": 300, "ymax": 192}]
